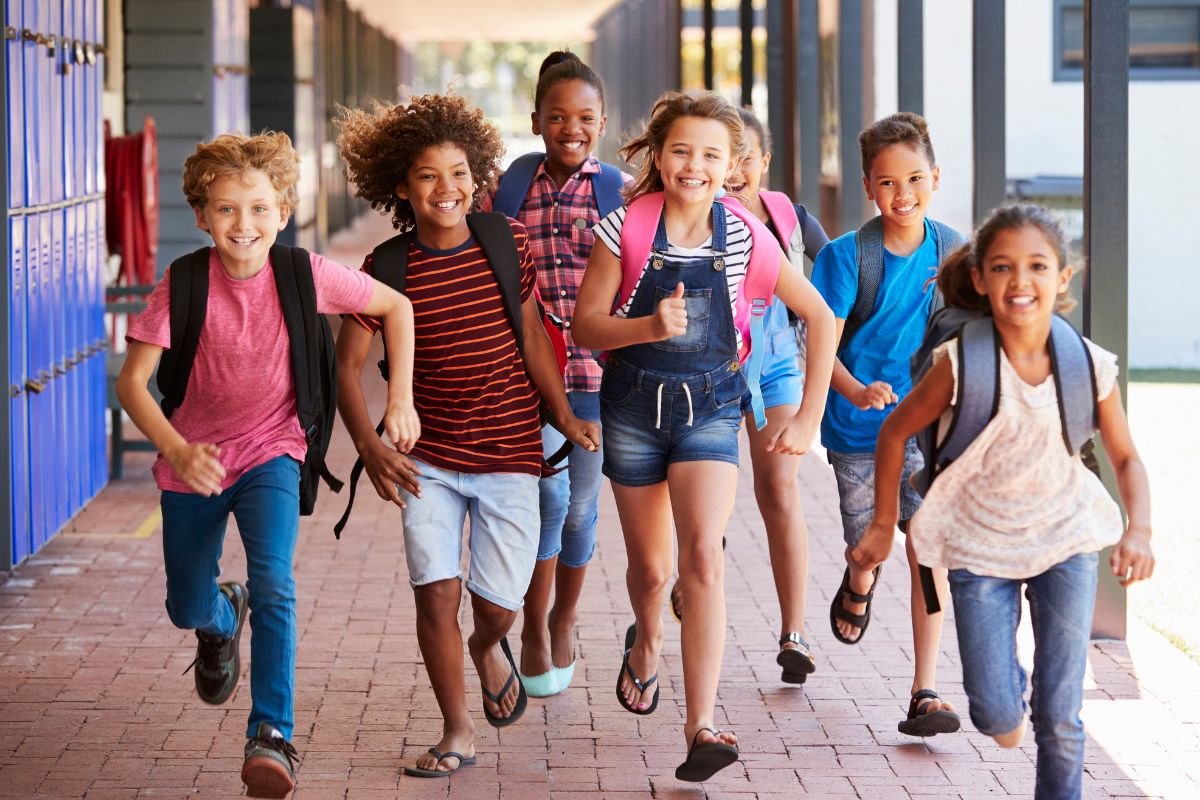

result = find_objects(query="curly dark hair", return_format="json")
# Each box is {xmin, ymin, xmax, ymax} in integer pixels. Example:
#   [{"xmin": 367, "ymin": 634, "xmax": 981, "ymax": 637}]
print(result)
[{"xmin": 335, "ymin": 93, "xmax": 505, "ymax": 230}]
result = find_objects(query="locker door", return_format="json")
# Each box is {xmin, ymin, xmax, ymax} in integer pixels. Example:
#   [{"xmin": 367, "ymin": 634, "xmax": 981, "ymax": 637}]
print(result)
[
  {"xmin": 88, "ymin": 0, "xmax": 102, "ymax": 194},
  {"xmin": 72, "ymin": 0, "xmax": 85, "ymax": 199},
  {"xmin": 72, "ymin": 203, "xmax": 92, "ymax": 502},
  {"xmin": 42, "ymin": 211, "xmax": 67, "ymax": 541},
  {"xmin": 10, "ymin": 219, "xmax": 31, "ymax": 567},
  {"xmin": 64, "ymin": 205, "xmax": 81, "ymax": 516},
  {"xmin": 5, "ymin": 1, "xmax": 25, "ymax": 210},
  {"xmin": 60, "ymin": 0, "xmax": 75, "ymax": 201},
  {"xmin": 48, "ymin": 0, "xmax": 64, "ymax": 203},
  {"xmin": 87, "ymin": 199, "xmax": 106, "ymax": 494},
  {"xmin": 23, "ymin": 0, "xmax": 41, "ymax": 206},
  {"xmin": 25, "ymin": 214, "xmax": 46, "ymax": 549}
]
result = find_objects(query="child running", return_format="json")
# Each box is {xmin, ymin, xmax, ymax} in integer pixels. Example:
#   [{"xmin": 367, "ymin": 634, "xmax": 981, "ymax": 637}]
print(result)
[
  {"xmin": 334, "ymin": 93, "xmax": 600, "ymax": 778},
  {"xmin": 116, "ymin": 132, "xmax": 418, "ymax": 798},
  {"xmin": 850, "ymin": 203, "xmax": 1154, "ymax": 799},
  {"xmin": 482, "ymin": 51, "xmax": 631, "ymax": 697},
  {"xmin": 668, "ymin": 106, "xmax": 830, "ymax": 685},
  {"xmin": 572, "ymin": 91, "xmax": 835, "ymax": 782},
  {"xmin": 812, "ymin": 112, "xmax": 963, "ymax": 736}
]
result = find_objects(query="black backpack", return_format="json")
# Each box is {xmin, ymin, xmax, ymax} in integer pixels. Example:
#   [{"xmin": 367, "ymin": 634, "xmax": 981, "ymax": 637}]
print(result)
[
  {"xmin": 332, "ymin": 211, "xmax": 571, "ymax": 538},
  {"xmin": 157, "ymin": 245, "xmax": 344, "ymax": 516},
  {"xmin": 907, "ymin": 307, "xmax": 1099, "ymax": 613}
]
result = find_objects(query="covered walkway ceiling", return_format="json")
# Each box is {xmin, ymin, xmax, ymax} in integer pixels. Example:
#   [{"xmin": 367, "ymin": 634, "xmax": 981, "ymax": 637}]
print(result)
[{"xmin": 346, "ymin": 0, "xmax": 624, "ymax": 43}]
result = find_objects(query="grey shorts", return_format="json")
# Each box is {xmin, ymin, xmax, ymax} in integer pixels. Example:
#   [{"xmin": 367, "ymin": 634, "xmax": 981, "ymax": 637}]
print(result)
[{"xmin": 827, "ymin": 440, "xmax": 924, "ymax": 548}]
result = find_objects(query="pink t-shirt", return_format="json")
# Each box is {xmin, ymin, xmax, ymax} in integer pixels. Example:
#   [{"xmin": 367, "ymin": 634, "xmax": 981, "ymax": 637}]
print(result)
[{"xmin": 127, "ymin": 248, "xmax": 375, "ymax": 493}]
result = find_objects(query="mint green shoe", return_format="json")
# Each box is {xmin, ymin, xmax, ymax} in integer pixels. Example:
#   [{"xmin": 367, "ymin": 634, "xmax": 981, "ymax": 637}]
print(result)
[
  {"xmin": 552, "ymin": 661, "xmax": 576, "ymax": 692},
  {"xmin": 517, "ymin": 667, "xmax": 559, "ymax": 697}
]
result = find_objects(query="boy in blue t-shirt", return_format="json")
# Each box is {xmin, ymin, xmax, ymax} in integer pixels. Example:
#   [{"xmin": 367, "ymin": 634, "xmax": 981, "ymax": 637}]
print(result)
[{"xmin": 811, "ymin": 113, "xmax": 963, "ymax": 738}]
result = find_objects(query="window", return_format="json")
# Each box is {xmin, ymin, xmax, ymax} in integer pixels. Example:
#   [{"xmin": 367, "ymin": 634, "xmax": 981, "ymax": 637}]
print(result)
[{"xmin": 1055, "ymin": 0, "xmax": 1200, "ymax": 80}]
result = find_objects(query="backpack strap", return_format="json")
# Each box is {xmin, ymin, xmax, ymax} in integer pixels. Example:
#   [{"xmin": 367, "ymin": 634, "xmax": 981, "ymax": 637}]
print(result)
[
  {"xmin": 759, "ymin": 190, "xmax": 805, "ymax": 267},
  {"xmin": 1048, "ymin": 314, "xmax": 1099, "ymax": 454},
  {"xmin": 270, "ymin": 244, "xmax": 318, "ymax": 438},
  {"xmin": 929, "ymin": 220, "xmax": 965, "ymax": 316},
  {"xmin": 591, "ymin": 161, "xmax": 626, "ymax": 217},
  {"xmin": 156, "ymin": 247, "xmax": 212, "ymax": 418},
  {"xmin": 491, "ymin": 153, "xmax": 545, "ymax": 219},
  {"xmin": 842, "ymin": 216, "xmax": 885, "ymax": 354},
  {"xmin": 935, "ymin": 316, "xmax": 1001, "ymax": 472},
  {"xmin": 466, "ymin": 212, "xmax": 526, "ymax": 357},
  {"xmin": 615, "ymin": 192, "xmax": 665, "ymax": 312}
]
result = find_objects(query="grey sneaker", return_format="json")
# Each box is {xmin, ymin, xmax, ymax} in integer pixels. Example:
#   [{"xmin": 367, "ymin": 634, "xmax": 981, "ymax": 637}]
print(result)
[
  {"xmin": 183, "ymin": 581, "xmax": 248, "ymax": 705},
  {"xmin": 242, "ymin": 723, "xmax": 299, "ymax": 798}
]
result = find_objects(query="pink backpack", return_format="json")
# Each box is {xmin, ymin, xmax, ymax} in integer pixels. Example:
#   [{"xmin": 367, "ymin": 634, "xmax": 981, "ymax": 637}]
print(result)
[
  {"xmin": 615, "ymin": 191, "xmax": 783, "ymax": 429},
  {"xmin": 759, "ymin": 191, "xmax": 806, "ymax": 270}
]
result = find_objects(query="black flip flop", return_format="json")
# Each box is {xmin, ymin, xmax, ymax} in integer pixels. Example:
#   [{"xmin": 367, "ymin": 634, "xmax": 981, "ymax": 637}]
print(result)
[
  {"xmin": 403, "ymin": 747, "xmax": 477, "ymax": 778},
  {"xmin": 616, "ymin": 623, "xmax": 659, "ymax": 715},
  {"xmin": 829, "ymin": 564, "xmax": 882, "ymax": 645},
  {"xmin": 481, "ymin": 637, "xmax": 527, "ymax": 728},
  {"xmin": 776, "ymin": 632, "xmax": 816, "ymax": 684},
  {"xmin": 897, "ymin": 689, "xmax": 961, "ymax": 737},
  {"xmin": 675, "ymin": 727, "xmax": 739, "ymax": 782}
]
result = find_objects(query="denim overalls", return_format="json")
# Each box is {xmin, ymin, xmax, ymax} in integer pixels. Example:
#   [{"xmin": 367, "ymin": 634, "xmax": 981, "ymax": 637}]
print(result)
[{"xmin": 599, "ymin": 204, "xmax": 747, "ymax": 487}]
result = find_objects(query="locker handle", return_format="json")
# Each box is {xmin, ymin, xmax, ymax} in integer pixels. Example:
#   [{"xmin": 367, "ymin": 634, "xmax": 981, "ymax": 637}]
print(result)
[
  {"xmin": 24, "ymin": 379, "xmax": 45, "ymax": 395},
  {"xmin": 21, "ymin": 29, "xmax": 37, "ymax": 43},
  {"xmin": 4, "ymin": 27, "xmax": 17, "ymax": 41},
  {"xmin": 85, "ymin": 43, "xmax": 96, "ymax": 65},
  {"xmin": 10, "ymin": 385, "xmax": 21, "ymax": 398},
  {"xmin": 74, "ymin": 40, "xmax": 85, "ymax": 64},
  {"xmin": 46, "ymin": 34, "xmax": 56, "ymax": 57}
]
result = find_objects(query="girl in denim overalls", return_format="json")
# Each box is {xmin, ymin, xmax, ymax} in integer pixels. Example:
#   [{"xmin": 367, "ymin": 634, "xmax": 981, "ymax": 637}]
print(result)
[{"xmin": 573, "ymin": 91, "xmax": 836, "ymax": 783}]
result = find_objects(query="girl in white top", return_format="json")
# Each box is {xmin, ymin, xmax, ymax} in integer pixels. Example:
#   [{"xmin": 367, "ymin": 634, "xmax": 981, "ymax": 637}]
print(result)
[{"xmin": 848, "ymin": 203, "xmax": 1153, "ymax": 799}]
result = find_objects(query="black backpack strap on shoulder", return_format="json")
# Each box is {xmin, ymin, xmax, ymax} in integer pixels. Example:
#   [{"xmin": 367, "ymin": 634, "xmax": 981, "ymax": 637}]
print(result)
[
  {"xmin": 272, "ymin": 244, "xmax": 320, "ymax": 437},
  {"xmin": 156, "ymin": 247, "xmax": 212, "ymax": 418},
  {"xmin": 1047, "ymin": 314, "xmax": 1099, "ymax": 455},
  {"xmin": 467, "ymin": 212, "xmax": 525, "ymax": 356},
  {"xmin": 842, "ymin": 216, "xmax": 884, "ymax": 354},
  {"xmin": 929, "ymin": 221, "xmax": 965, "ymax": 316}
]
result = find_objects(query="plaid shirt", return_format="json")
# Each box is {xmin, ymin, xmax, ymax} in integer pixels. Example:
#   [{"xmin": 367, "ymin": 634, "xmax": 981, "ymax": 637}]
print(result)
[{"xmin": 484, "ymin": 156, "xmax": 630, "ymax": 392}]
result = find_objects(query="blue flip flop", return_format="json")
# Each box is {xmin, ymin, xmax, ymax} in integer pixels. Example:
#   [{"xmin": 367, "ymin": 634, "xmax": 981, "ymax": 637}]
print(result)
[{"xmin": 518, "ymin": 667, "xmax": 559, "ymax": 698}]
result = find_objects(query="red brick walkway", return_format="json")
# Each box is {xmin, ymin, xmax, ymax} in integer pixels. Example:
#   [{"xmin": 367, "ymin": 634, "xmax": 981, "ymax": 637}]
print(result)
[{"xmin": 2, "ymin": 217, "xmax": 1198, "ymax": 798}]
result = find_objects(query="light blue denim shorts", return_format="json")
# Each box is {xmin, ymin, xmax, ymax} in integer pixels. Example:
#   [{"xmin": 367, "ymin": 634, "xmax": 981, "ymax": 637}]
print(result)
[
  {"xmin": 396, "ymin": 459, "xmax": 540, "ymax": 611},
  {"xmin": 741, "ymin": 322, "xmax": 805, "ymax": 415}
]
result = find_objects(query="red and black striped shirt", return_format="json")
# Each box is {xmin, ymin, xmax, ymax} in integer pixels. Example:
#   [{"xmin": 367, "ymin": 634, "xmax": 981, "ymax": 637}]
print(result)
[{"xmin": 353, "ymin": 220, "xmax": 542, "ymax": 476}]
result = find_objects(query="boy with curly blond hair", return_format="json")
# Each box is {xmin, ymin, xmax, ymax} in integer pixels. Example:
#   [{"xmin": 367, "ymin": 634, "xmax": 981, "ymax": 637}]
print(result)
[
  {"xmin": 117, "ymin": 131, "xmax": 418, "ymax": 798},
  {"xmin": 334, "ymin": 94, "xmax": 599, "ymax": 777}
]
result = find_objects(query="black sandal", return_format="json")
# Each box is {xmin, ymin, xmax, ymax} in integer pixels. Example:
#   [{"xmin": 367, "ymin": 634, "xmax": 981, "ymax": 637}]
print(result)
[
  {"xmin": 674, "ymin": 727, "xmax": 739, "ymax": 782},
  {"xmin": 481, "ymin": 637, "xmax": 527, "ymax": 728},
  {"xmin": 403, "ymin": 747, "xmax": 477, "ymax": 777},
  {"xmin": 615, "ymin": 623, "xmax": 659, "ymax": 715},
  {"xmin": 897, "ymin": 689, "xmax": 961, "ymax": 737},
  {"xmin": 829, "ymin": 564, "xmax": 882, "ymax": 645},
  {"xmin": 776, "ymin": 632, "xmax": 816, "ymax": 684}
]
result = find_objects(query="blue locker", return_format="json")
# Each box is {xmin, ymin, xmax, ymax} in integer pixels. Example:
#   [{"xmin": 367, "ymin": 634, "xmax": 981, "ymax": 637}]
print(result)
[
  {"xmin": 87, "ymin": 200, "xmax": 106, "ymax": 495},
  {"xmin": 48, "ymin": 0, "xmax": 64, "ymax": 203},
  {"xmin": 22, "ymin": 0, "xmax": 41, "ymax": 206},
  {"xmin": 64, "ymin": 206, "xmax": 81, "ymax": 516},
  {"xmin": 87, "ymin": 0, "xmax": 102, "ymax": 195},
  {"xmin": 71, "ymin": 203, "xmax": 92, "ymax": 503},
  {"xmin": 5, "ymin": 2, "xmax": 25, "ymax": 210},
  {"xmin": 60, "ymin": 0, "xmax": 76, "ymax": 201},
  {"xmin": 25, "ymin": 214, "xmax": 46, "ymax": 550},
  {"xmin": 10, "ymin": 219, "xmax": 31, "ymax": 567},
  {"xmin": 44, "ymin": 211, "xmax": 67, "ymax": 540},
  {"xmin": 72, "ymin": 0, "xmax": 85, "ymax": 199}
]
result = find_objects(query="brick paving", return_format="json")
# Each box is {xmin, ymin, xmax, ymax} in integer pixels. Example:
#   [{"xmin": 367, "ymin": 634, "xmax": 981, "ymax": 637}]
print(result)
[{"xmin": 2, "ymin": 217, "xmax": 1199, "ymax": 798}]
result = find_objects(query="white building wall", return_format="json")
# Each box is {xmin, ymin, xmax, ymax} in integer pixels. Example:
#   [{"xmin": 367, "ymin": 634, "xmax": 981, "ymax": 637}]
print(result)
[{"xmin": 872, "ymin": 0, "xmax": 1200, "ymax": 368}]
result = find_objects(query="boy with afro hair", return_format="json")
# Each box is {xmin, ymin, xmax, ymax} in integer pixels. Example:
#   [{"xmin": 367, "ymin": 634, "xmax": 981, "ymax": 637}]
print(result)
[
  {"xmin": 117, "ymin": 131, "xmax": 419, "ymax": 797},
  {"xmin": 335, "ymin": 93, "xmax": 599, "ymax": 777}
]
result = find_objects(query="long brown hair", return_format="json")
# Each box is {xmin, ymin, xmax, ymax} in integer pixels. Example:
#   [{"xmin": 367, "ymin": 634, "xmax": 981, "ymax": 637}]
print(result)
[
  {"xmin": 937, "ymin": 203, "xmax": 1079, "ymax": 313},
  {"xmin": 619, "ymin": 91, "xmax": 747, "ymax": 203}
]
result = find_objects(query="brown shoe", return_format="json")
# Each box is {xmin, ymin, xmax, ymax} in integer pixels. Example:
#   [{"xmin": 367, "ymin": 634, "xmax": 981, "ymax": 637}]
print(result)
[{"xmin": 242, "ymin": 723, "xmax": 299, "ymax": 798}]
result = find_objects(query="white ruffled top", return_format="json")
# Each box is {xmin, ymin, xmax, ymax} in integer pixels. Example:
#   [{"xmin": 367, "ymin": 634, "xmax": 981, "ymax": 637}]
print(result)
[{"xmin": 908, "ymin": 336, "xmax": 1124, "ymax": 579}]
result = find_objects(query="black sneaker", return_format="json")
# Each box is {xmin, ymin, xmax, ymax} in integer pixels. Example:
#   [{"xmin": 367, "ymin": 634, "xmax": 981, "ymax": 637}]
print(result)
[
  {"xmin": 242, "ymin": 723, "xmax": 299, "ymax": 798},
  {"xmin": 183, "ymin": 581, "xmax": 248, "ymax": 705}
]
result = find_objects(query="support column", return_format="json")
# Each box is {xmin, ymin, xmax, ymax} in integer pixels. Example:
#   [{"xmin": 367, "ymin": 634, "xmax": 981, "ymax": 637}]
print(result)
[
  {"xmin": 972, "ymin": 0, "xmax": 1005, "ymax": 223},
  {"xmin": 703, "ymin": 0, "xmax": 715, "ymax": 89},
  {"xmin": 1084, "ymin": 0, "xmax": 1130, "ymax": 641},
  {"xmin": 797, "ymin": 0, "xmax": 821, "ymax": 213},
  {"xmin": 766, "ymin": 0, "xmax": 791, "ymax": 193},
  {"xmin": 838, "ymin": 0, "xmax": 866, "ymax": 231},
  {"xmin": 898, "ymin": 0, "xmax": 923, "ymax": 114},
  {"xmin": 741, "ymin": 0, "xmax": 754, "ymax": 106}
]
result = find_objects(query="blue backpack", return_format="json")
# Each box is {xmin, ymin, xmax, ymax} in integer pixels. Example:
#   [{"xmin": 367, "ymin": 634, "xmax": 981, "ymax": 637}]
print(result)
[
  {"xmin": 491, "ymin": 152, "xmax": 625, "ymax": 219},
  {"xmin": 908, "ymin": 308, "xmax": 1099, "ymax": 612}
]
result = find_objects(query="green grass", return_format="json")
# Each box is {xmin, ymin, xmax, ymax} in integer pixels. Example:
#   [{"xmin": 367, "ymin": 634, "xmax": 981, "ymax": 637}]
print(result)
[{"xmin": 1130, "ymin": 369, "xmax": 1200, "ymax": 384}]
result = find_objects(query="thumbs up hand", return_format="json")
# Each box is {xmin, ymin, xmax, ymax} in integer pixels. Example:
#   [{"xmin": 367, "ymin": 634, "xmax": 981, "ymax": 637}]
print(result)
[{"xmin": 652, "ymin": 282, "xmax": 689, "ymax": 341}]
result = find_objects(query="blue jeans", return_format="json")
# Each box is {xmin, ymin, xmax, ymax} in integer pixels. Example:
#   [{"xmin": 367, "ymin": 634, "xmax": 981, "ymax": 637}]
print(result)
[
  {"xmin": 160, "ymin": 456, "xmax": 300, "ymax": 739},
  {"xmin": 538, "ymin": 391, "xmax": 603, "ymax": 567},
  {"xmin": 949, "ymin": 551, "xmax": 1099, "ymax": 800},
  {"xmin": 828, "ymin": 439, "xmax": 924, "ymax": 547}
]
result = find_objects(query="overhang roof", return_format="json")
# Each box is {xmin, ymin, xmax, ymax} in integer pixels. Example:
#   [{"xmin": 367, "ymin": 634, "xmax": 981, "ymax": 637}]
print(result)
[{"xmin": 345, "ymin": 1, "xmax": 625, "ymax": 43}]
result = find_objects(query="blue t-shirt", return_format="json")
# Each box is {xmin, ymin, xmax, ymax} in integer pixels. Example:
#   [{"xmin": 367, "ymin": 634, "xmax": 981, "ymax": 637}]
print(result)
[{"xmin": 811, "ymin": 218, "xmax": 941, "ymax": 453}]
